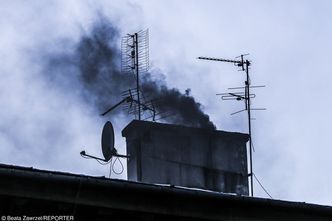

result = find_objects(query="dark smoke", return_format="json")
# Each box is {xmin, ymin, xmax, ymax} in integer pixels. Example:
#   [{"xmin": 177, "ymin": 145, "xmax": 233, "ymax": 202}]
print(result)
[
  {"xmin": 45, "ymin": 18, "xmax": 216, "ymax": 130},
  {"xmin": 140, "ymin": 74, "xmax": 216, "ymax": 129}
]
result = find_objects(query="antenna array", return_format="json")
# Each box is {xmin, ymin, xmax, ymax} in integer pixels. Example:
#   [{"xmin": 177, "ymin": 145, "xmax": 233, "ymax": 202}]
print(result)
[
  {"xmin": 198, "ymin": 54, "xmax": 265, "ymax": 197},
  {"xmin": 121, "ymin": 30, "xmax": 150, "ymax": 120},
  {"xmin": 102, "ymin": 29, "xmax": 172, "ymax": 122}
]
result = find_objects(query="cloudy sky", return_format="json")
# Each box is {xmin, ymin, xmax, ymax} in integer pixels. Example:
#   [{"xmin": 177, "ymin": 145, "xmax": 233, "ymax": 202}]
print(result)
[{"xmin": 1, "ymin": 0, "xmax": 332, "ymax": 206}]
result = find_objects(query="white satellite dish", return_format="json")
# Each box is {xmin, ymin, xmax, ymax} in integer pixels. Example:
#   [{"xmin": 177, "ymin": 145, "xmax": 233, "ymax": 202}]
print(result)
[{"xmin": 101, "ymin": 121, "xmax": 116, "ymax": 161}]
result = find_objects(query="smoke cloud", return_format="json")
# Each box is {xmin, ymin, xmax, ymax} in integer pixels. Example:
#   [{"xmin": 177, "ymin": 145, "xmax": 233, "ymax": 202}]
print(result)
[{"xmin": 45, "ymin": 17, "xmax": 216, "ymax": 130}]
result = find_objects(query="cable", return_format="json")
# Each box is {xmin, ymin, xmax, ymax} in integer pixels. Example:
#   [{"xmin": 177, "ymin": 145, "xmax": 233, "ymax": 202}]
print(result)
[
  {"xmin": 108, "ymin": 158, "xmax": 112, "ymax": 178},
  {"xmin": 251, "ymin": 139, "xmax": 256, "ymax": 152},
  {"xmin": 80, "ymin": 154, "xmax": 90, "ymax": 159},
  {"xmin": 96, "ymin": 159, "xmax": 110, "ymax": 165},
  {"xmin": 111, "ymin": 157, "xmax": 124, "ymax": 175},
  {"xmin": 253, "ymin": 173, "xmax": 273, "ymax": 199},
  {"xmin": 80, "ymin": 153, "xmax": 110, "ymax": 165},
  {"xmin": 80, "ymin": 153, "xmax": 124, "ymax": 176}
]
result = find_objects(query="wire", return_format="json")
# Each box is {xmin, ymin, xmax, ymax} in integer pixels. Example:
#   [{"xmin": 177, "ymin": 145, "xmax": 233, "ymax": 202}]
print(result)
[
  {"xmin": 96, "ymin": 159, "xmax": 110, "ymax": 165},
  {"xmin": 253, "ymin": 173, "xmax": 273, "ymax": 199},
  {"xmin": 251, "ymin": 139, "xmax": 256, "ymax": 152},
  {"xmin": 80, "ymin": 153, "xmax": 110, "ymax": 165},
  {"xmin": 109, "ymin": 158, "xmax": 112, "ymax": 178},
  {"xmin": 80, "ymin": 154, "xmax": 90, "ymax": 159},
  {"xmin": 111, "ymin": 157, "xmax": 124, "ymax": 175},
  {"xmin": 80, "ymin": 153, "xmax": 124, "ymax": 176}
]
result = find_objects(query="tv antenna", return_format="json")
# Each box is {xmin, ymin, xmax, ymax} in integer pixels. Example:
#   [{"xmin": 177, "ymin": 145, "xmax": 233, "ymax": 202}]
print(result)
[
  {"xmin": 101, "ymin": 30, "xmax": 156, "ymax": 120},
  {"xmin": 80, "ymin": 121, "xmax": 129, "ymax": 176},
  {"xmin": 121, "ymin": 29, "xmax": 149, "ymax": 120},
  {"xmin": 198, "ymin": 54, "xmax": 265, "ymax": 197},
  {"xmin": 101, "ymin": 29, "xmax": 174, "ymax": 122}
]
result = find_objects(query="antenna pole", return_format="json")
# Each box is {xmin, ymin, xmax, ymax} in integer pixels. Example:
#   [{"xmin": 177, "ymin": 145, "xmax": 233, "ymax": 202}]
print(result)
[
  {"xmin": 134, "ymin": 33, "xmax": 141, "ymax": 120},
  {"xmin": 243, "ymin": 56, "xmax": 254, "ymax": 197}
]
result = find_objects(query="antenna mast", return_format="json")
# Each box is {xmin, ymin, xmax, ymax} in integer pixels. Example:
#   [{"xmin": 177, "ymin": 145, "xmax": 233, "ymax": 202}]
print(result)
[
  {"xmin": 102, "ymin": 30, "xmax": 159, "ymax": 121},
  {"xmin": 134, "ymin": 33, "xmax": 141, "ymax": 120},
  {"xmin": 121, "ymin": 30, "xmax": 149, "ymax": 120},
  {"xmin": 198, "ymin": 55, "xmax": 264, "ymax": 197}
]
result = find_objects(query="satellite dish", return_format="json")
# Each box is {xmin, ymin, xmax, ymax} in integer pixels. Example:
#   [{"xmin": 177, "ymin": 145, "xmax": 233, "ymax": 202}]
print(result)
[
  {"xmin": 80, "ymin": 121, "xmax": 128, "ymax": 164},
  {"xmin": 101, "ymin": 121, "xmax": 116, "ymax": 161}
]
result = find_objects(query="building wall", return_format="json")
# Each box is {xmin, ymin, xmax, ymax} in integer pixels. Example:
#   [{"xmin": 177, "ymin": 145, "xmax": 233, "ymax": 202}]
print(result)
[{"xmin": 122, "ymin": 120, "xmax": 249, "ymax": 195}]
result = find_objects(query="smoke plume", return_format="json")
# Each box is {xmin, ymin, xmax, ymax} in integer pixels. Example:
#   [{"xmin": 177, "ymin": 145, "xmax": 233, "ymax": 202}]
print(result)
[{"xmin": 45, "ymin": 18, "xmax": 216, "ymax": 130}]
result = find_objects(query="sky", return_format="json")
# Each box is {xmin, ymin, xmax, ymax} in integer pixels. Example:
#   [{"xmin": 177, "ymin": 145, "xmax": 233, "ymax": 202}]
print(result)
[{"xmin": 1, "ymin": 0, "xmax": 332, "ymax": 206}]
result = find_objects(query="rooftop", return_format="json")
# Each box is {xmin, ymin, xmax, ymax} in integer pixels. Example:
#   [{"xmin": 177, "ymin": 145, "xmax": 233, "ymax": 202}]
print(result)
[{"xmin": 0, "ymin": 163, "xmax": 331, "ymax": 220}]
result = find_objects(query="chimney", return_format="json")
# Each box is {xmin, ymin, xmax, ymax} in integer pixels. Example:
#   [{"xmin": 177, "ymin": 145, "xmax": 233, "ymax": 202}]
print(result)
[{"xmin": 122, "ymin": 120, "xmax": 249, "ymax": 195}]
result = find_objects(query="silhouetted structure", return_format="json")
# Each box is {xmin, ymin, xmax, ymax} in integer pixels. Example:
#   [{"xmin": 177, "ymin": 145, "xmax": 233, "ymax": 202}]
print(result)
[{"xmin": 0, "ymin": 164, "xmax": 332, "ymax": 220}]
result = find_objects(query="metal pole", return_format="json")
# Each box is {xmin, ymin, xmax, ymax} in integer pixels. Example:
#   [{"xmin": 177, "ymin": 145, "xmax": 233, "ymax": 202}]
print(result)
[
  {"xmin": 245, "ymin": 59, "xmax": 253, "ymax": 197},
  {"xmin": 134, "ymin": 33, "xmax": 141, "ymax": 120}
]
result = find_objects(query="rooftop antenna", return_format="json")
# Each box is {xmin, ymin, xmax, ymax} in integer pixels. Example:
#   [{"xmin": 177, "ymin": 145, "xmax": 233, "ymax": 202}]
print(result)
[
  {"xmin": 101, "ymin": 30, "xmax": 156, "ymax": 120},
  {"xmin": 101, "ymin": 30, "xmax": 174, "ymax": 122},
  {"xmin": 198, "ymin": 54, "xmax": 265, "ymax": 197},
  {"xmin": 121, "ymin": 29, "xmax": 149, "ymax": 120},
  {"xmin": 80, "ymin": 121, "xmax": 129, "ymax": 176}
]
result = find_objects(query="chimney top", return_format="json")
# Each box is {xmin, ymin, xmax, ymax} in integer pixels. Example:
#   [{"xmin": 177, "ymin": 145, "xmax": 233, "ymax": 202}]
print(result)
[{"xmin": 122, "ymin": 120, "xmax": 249, "ymax": 141}]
